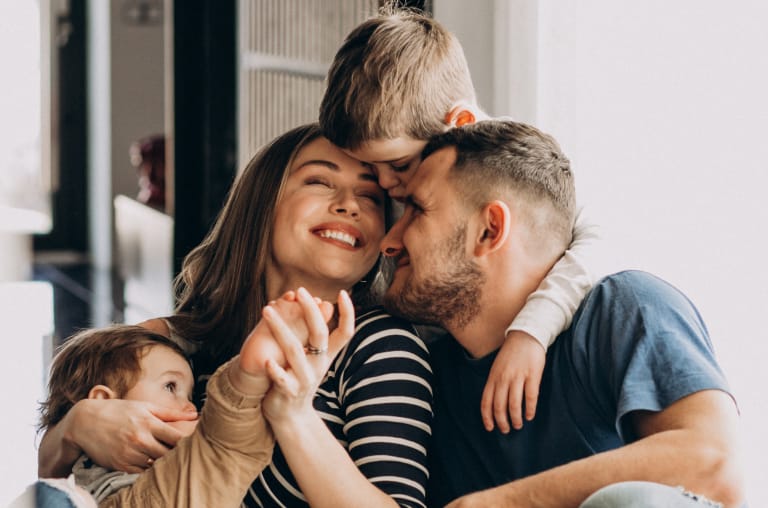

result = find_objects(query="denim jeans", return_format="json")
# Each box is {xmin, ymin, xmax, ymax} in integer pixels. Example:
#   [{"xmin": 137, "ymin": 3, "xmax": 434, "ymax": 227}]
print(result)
[{"xmin": 580, "ymin": 482, "xmax": 723, "ymax": 508}]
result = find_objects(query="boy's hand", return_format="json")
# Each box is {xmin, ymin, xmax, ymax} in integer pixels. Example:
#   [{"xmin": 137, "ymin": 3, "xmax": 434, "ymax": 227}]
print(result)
[{"xmin": 480, "ymin": 330, "xmax": 545, "ymax": 433}]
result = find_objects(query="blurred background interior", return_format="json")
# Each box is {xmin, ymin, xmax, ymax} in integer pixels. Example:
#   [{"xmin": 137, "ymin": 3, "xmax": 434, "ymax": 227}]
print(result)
[{"xmin": 1, "ymin": 0, "xmax": 766, "ymax": 504}]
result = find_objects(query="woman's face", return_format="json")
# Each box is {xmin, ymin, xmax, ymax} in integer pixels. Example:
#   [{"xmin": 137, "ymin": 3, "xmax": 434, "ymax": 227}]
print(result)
[{"xmin": 268, "ymin": 137, "xmax": 386, "ymax": 297}]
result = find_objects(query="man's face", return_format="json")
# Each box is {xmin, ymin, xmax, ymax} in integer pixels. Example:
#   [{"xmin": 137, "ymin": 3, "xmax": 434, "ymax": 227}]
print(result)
[
  {"xmin": 343, "ymin": 136, "xmax": 427, "ymax": 200},
  {"xmin": 381, "ymin": 147, "xmax": 484, "ymax": 330}
]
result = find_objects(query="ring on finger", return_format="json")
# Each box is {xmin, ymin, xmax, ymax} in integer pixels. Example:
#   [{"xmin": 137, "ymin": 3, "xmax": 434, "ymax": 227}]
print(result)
[
  {"xmin": 306, "ymin": 344, "xmax": 328, "ymax": 355},
  {"xmin": 146, "ymin": 457, "xmax": 155, "ymax": 467}
]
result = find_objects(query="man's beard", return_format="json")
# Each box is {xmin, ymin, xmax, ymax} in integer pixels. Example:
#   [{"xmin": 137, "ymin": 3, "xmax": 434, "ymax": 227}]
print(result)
[{"xmin": 384, "ymin": 224, "xmax": 484, "ymax": 330}]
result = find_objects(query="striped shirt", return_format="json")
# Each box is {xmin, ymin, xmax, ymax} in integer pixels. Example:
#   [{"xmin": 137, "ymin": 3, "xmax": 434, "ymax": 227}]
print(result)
[{"xmin": 243, "ymin": 307, "xmax": 433, "ymax": 508}]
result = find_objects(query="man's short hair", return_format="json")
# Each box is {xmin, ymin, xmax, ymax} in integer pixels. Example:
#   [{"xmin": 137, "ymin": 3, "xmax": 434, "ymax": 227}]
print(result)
[
  {"xmin": 319, "ymin": 7, "xmax": 476, "ymax": 149},
  {"xmin": 423, "ymin": 120, "xmax": 576, "ymax": 256}
]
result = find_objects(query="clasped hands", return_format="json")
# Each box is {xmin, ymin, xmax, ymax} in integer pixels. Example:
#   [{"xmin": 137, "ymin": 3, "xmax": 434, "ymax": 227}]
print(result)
[{"xmin": 231, "ymin": 287, "xmax": 355, "ymax": 423}]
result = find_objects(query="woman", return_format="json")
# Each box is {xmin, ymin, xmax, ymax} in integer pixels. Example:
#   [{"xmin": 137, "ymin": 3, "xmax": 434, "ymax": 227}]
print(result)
[{"xmin": 38, "ymin": 124, "xmax": 433, "ymax": 508}]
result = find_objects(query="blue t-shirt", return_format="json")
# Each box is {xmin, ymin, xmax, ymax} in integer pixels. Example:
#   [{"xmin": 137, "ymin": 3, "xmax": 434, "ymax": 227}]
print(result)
[{"xmin": 427, "ymin": 271, "xmax": 733, "ymax": 506}]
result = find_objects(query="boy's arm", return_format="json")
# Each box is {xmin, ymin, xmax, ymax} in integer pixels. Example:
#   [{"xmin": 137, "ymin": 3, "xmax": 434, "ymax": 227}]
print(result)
[
  {"xmin": 481, "ymin": 210, "xmax": 598, "ymax": 432},
  {"xmin": 506, "ymin": 208, "xmax": 597, "ymax": 347},
  {"xmin": 447, "ymin": 390, "xmax": 744, "ymax": 508},
  {"xmin": 100, "ymin": 357, "xmax": 275, "ymax": 508}
]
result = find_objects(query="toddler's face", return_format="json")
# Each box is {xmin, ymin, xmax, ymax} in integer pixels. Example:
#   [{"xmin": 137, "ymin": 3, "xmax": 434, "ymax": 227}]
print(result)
[
  {"xmin": 343, "ymin": 136, "xmax": 427, "ymax": 201},
  {"xmin": 123, "ymin": 345, "xmax": 196, "ymax": 415}
]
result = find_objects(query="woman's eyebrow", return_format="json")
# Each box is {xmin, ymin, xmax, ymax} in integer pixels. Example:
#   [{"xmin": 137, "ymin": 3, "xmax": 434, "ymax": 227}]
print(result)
[
  {"xmin": 295, "ymin": 159, "xmax": 339, "ymax": 172},
  {"xmin": 297, "ymin": 159, "xmax": 378, "ymax": 183}
]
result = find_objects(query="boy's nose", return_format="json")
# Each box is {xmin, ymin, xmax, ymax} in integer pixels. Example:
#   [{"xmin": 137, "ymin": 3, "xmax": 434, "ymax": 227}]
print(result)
[{"xmin": 377, "ymin": 167, "xmax": 402, "ymax": 192}]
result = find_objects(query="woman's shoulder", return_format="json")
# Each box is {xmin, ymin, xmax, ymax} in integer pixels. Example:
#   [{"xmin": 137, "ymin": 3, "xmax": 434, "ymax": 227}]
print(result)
[
  {"xmin": 137, "ymin": 317, "xmax": 171, "ymax": 336},
  {"xmin": 354, "ymin": 307, "xmax": 420, "ymax": 338},
  {"xmin": 137, "ymin": 316, "xmax": 200, "ymax": 356},
  {"xmin": 347, "ymin": 306, "xmax": 429, "ymax": 357}
]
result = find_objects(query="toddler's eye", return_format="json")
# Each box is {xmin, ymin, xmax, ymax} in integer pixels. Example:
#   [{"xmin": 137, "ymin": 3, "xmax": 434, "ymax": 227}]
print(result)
[{"xmin": 164, "ymin": 381, "xmax": 177, "ymax": 393}]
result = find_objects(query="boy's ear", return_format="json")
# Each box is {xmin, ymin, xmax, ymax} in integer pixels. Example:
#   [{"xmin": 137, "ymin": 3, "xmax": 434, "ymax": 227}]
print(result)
[
  {"xmin": 444, "ymin": 102, "xmax": 486, "ymax": 128},
  {"xmin": 474, "ymin": 200, "xmax": 511, "ymax": 257},
  {"xmin": 88, "ymin": 384, "xmax": 118, "ymax": 400}
]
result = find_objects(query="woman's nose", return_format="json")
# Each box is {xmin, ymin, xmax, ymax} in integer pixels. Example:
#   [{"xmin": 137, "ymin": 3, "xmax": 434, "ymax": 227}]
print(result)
[{"xmin": 331, "ymin": 191, "xmax": 360, "ymax": 217}]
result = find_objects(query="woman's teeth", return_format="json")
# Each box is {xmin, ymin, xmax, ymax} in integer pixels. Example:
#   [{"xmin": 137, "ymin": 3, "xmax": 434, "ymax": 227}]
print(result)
[{"xmin": 318, "ymin": 230, "xmax": 356, "ymax": 247}]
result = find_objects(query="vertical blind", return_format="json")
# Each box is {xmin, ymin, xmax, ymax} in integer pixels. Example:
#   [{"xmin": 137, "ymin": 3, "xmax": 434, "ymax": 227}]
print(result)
[{"xmin": 238, "ymin": 0, "xmax": 379, "ymax": 169}]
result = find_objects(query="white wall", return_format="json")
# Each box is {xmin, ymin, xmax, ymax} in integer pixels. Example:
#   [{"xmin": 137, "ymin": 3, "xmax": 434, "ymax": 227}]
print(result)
[{"xmin": 441, "ymin": 0, "xmax": 768, "ymax": 504}]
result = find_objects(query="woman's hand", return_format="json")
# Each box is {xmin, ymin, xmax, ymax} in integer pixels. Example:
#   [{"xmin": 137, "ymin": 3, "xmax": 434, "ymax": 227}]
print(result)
[
  {"xmin": 261, "ymin": 288, "xmax": 355, "ymax": 424},
  {"xmin": 239, "ymin": 290, "xmax": 334, "ymax": 376},
  {"xmin": 44, "ymin": 397, "xmax": 198, "ymax": 475}
]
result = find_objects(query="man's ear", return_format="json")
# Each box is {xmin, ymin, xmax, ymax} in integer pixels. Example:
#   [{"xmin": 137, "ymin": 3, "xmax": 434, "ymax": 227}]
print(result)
[
  {"xmin": 444, "ymin": 101, "xmax": 486, "ymax": 128},
  {"xmin": 88, "ymin": 384, "xmax": 118, "ymax": 400},
  {"xmin": 474, "ymin": 200, "xmax": 510, "ymax": 256}
]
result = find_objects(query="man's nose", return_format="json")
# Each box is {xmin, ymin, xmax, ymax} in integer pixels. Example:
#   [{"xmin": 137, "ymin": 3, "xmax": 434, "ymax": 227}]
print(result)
[{"xmin": 381, "ymin": 218, "xmax": 406, "ymax": 257}]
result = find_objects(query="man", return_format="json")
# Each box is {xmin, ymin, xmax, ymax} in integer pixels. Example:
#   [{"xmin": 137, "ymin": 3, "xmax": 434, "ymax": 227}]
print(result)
[{"xmin": 381, "ymin": 120, "xmax": 745, "ymax": 507}]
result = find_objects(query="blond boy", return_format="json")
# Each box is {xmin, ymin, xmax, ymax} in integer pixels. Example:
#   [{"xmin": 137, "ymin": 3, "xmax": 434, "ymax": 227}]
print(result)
[{"xmin": 319, "ymin": 7, "xmax": 596, "ymax": 432}]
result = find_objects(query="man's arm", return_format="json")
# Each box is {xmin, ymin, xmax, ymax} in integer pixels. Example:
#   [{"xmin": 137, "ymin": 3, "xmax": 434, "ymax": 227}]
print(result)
[{"xmin": 448, "ymin": 390, "xmax": 744, "ymax": 508}]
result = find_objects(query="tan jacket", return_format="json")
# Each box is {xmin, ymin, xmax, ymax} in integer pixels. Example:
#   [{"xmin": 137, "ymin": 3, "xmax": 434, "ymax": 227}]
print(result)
[{"xmin": 101, "ymin": 357, "xmax": 275, "ymax": 507}]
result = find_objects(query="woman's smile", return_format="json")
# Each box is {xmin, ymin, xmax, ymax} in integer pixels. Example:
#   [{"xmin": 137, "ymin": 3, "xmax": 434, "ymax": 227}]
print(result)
[{"xmin": 312, "ymin": 222, "xmax": 365, "ymax": 249}]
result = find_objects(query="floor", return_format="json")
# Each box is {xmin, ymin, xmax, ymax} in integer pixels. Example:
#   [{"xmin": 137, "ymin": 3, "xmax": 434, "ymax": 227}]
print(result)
[{"xmin": 0, "ymin": 257, "xmax": 124, "ymax": 504}]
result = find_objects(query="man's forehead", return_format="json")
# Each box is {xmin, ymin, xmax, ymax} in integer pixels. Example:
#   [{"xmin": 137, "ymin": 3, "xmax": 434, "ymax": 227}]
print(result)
[{"xmin": 406, "ymin": 146, "xmax": 457, "ymax": 194}]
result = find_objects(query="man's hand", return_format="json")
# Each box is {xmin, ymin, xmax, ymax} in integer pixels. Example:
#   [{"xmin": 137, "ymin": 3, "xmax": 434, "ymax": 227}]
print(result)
[{"xmin": 480, "ymin": 330, "xmax": 545, "ymax": 432}]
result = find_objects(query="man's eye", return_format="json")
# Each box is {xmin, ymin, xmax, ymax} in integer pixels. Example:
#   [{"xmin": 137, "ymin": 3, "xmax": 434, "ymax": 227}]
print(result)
[
  {"xmin": 164, "ymin": 381, "xmax": 177, "ymax": 393},
  {"xmin": 390, "ymin": 163, "xmax": 410, "ymax": 172}
]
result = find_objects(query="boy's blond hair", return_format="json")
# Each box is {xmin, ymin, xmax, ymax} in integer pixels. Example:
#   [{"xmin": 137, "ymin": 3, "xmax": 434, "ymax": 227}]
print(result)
[{"xmin": 319, "ymin": 7, "xmax": 476, "ymax": 149}]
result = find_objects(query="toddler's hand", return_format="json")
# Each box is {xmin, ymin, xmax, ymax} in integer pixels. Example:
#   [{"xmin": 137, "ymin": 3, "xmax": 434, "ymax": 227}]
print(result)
[{"xmin": 239, "ymin": 291, "xmax": 333, "ymax": 376}]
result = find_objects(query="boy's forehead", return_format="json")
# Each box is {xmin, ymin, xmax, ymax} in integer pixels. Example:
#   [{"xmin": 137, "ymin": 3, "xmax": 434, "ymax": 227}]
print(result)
[{"xmin": 344, "ymin": 136, "xmax": 427, "ymax": 163}]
